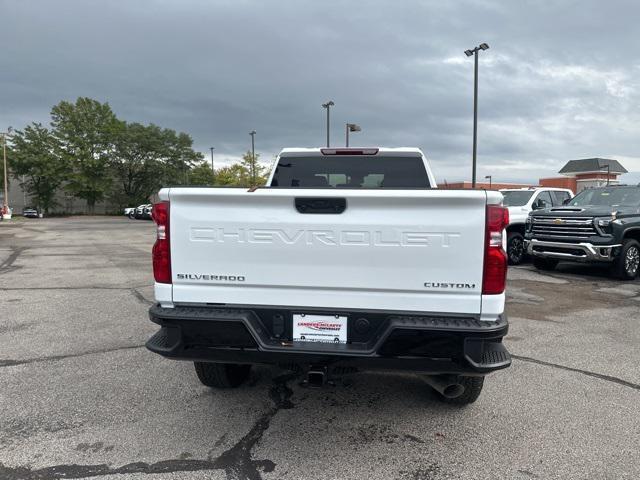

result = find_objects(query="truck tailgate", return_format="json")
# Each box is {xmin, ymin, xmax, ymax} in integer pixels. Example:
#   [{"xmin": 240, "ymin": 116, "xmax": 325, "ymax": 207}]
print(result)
[{"xmin": 167, "ymin": 188, "xmax": 488, "ymax": 314}]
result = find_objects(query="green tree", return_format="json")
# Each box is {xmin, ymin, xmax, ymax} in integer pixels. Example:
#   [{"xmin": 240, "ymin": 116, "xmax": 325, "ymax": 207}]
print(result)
[
  {"xmin": 159, "ymin": 130, "xmax": 203, "ymax": 186},
  {"xmin": 50, "ymin": 97, "xmax": 120, "ymax": 212},
  {"xmin": 111, "ymin": 122, "xmax": 203, "ymax": 206},
  {"xmin": 214, "ymin": 163, "xmax": 251, "ymax": 186},
  {"xmin": 211, "ymin": 153, "xmax": 269, "ymax": 188},
  {"xmin": 189, "ymin": 162, "xmax": 215, "ymax": 186},
  {"xmin": 240, "ymin": 151, "xmax": 269, "ymax": 187},
  {"xmin": 10, "ymin": 123, "xmax": 68, "ymax": 213}
]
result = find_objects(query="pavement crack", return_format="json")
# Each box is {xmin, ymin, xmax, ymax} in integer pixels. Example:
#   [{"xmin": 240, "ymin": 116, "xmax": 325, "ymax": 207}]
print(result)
[
  {"xmin": 0, "ymin": 459, "xmax": 220, "ymax": 479},
  {"xmin": 212, "ymin": 372, "xmax": 296, "ymax": 480},
  {"xmin": 0, "ymin": 246, "xmax": 27, "ymax": 274},
  {"xmin": 512, "ymin": 354, "xmax": 640, "ymax": 391},
  {"xmin": 130, "ymin": 287, "xmax": 153, "ymax": 306},
  {"xmin": 0, "ymin": 373, "xmax": 298, "ymax": 480},
  {"xmin": 0, "ymin": 344, "xmax": 145, "ymax": 368}
]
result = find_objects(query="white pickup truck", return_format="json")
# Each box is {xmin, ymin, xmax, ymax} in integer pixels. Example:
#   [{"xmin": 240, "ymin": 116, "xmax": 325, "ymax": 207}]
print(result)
[
  {"xmin": 147, "ymin": 147, "xmax": 511, "ymax": 404},
  {"xmin": 501, "ymin": 187, "xmax": 573, "ymax": 265}
]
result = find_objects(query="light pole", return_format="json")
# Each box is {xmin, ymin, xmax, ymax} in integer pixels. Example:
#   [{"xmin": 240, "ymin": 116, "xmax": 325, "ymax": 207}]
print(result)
[
  {"xmin": 322, "ymin": 101, "xmax": 334, "ymax": 147},
  {"xmin": 465, "ymin": 43, "xmax": 489, "ymax": 188},
  {"xmin": 209, "ymin": 147, "xmax": 215, "ymax": 183},
  {"xmin": 249, "ymin": 130, "xmax": 256, "ymax": 186},
  {"xmin": 345, "ymin": 123, "xmax": 361, "ymax": 147},
  {"xmin": 485, "ymin": 175, "xmax": 492, "ymax": 189},
  {"xmin": 1, "ymin": 127, "xmax": 13, "ymax": 214}
]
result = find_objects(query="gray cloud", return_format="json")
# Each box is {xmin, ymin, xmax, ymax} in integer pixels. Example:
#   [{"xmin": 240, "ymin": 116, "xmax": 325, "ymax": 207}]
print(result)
[{"xmin": 1, "ymin": 0, "xmax": 639, "ymax": 184}]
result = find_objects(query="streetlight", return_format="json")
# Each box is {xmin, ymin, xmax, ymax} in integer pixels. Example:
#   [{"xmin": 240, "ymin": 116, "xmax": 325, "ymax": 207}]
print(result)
[
  {"xmin": 345, "ymin": 123, "xmax": 361, "ymax": 147},
  {"xmin": 1, "ymin": 126, "xmax": 13, "ymax": 216},
  {"xmin": 485, "ymin": 175, "xmax": 492, "ymax": 188},
  {"xmin": 321, "ymin": 100, "xmax": 334, "ymax": 147},
  {"xmin": 249, "ymin": 130, "xmax": 256, "ymax": 186},
  {"xmin": 464, "ymin": 42, "xmax": 489, "ymax": 188},
  {"xmin": 209, "ymin": 147, "xmax": 215, "ymax": 183}
]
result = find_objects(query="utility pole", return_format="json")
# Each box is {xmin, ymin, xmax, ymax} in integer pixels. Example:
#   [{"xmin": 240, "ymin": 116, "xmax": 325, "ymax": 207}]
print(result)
[
  {"xmin": 485, "ymin": 175, "xmax": 492, "ymax": 188},
  {"xmin": 1, "ymin": 127, "xmax": 13, "ymax": 215},
  {"xmin": 322, "ymin": 101, "xmax": 334, "ymax": 147},
  {"xmin": 209, "ymin": 147, "xmax": 215, "ymax": 183},
  {"xmin": 249, "ymin": 130, "xmax": 256, "ymax": 186},
  {"xmin": 464, "ymin": 43, "xmax": 489, "ymax": 188}
]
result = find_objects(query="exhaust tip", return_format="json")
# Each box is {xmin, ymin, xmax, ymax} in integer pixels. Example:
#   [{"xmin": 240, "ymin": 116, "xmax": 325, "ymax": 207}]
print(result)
[
  {"xmin": 423, "ymin": 375, "xmax": 466, "ymax": 399},
  {"xmin": 442, "ymin": 383, "xmax": 465, "ymax": 399}
]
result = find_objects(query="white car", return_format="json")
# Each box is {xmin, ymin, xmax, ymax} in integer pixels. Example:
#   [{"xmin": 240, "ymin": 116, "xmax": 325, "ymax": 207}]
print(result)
[
  {"xmin": 145, "ymin": 147, "xmax": 512, "ymax": 405},
  {"xmin": 500, "ymin": 187, "xmax": 573, "ymax": 265}
]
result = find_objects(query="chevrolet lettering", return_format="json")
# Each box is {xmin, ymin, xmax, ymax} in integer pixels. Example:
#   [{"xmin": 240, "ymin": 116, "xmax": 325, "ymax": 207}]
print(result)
[{"xmin": 191, "ymin": 227, "xmax": 461, "ymax": 248}]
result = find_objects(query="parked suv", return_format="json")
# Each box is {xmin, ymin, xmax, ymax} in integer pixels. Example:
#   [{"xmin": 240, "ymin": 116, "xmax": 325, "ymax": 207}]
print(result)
[
  {"xmin": 526, "ymin": 185, "xmax": 640, "ymax": 279},
  {"xmin": 501, "ymin": 187, "xmax": 573, "ymax": 264}
]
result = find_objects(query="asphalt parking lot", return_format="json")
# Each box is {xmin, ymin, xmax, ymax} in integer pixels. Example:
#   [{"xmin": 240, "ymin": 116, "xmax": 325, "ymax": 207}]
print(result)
[{"xmin": 1, "ymin": 217, "xmax": 639, "ymax": 480}]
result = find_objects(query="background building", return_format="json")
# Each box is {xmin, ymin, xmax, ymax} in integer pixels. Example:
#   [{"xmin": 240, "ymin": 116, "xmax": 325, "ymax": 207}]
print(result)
[
  {"xmin": 541, "ymin": 158, "xmax": 627, "ymax": 193},
  {"xmin": 1, "ymin": 176, "xmax": 110, "ymax": 215},
  {"xmin": 446, "ymin": 157, "xmax": 627, "ymax": 193}
]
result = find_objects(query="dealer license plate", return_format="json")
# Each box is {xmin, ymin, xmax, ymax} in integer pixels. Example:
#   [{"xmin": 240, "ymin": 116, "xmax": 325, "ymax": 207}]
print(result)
[{"xmin": 292, "ymin": 314, "xmax": 348, "ymax": 344}]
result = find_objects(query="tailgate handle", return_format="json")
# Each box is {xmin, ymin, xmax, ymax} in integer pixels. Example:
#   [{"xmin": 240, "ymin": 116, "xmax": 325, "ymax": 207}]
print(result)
[{"xmin": 295, "ymin": 197, "xmax": 346, "ymax": 214}]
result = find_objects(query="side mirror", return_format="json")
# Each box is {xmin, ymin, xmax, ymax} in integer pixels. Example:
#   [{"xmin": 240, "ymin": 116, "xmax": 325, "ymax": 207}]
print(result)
[
  {"xmin": 562, "ymin": 198, "xmax": 571, "ymax": 205},
  {"xmin": 532, "ymin": 198, "xmax": 547, "ymax": 210}
]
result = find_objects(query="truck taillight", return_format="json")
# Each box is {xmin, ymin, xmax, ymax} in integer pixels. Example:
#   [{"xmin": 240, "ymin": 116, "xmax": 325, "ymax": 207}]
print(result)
[
  {"xmin": 152, "ymin": 201, "xmax": 171, "ymax": 284},
  {"xmin": 482, "ymin": 205, "xmax": 509, "ymax": 295}
]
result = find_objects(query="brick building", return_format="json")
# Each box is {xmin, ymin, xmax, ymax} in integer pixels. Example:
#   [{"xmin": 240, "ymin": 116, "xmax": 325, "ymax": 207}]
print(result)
[{"xmin": 445, "ymin": 157, "xmax": 627, "ymax": 194}]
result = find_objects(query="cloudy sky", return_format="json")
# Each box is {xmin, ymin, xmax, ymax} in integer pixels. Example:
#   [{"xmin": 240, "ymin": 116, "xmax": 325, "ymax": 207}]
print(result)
[{"xmin": 1, "ymin": 0, "xmax": 639, "ymax": 184}]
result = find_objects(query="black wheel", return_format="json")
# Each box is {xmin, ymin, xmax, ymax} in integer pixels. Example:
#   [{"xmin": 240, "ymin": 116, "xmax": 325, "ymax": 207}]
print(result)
[
  {"xmin": 612, "ymin": 239, "xmax": 640, "ymax": 280},
  {"xmin": 507, "ymin": 232, "xmax": 526, "ymax": 265},
  {"xmin": 533, "ymin": 257, "xmax": 558, "ymax": 271},
  {"xmin": 194, "ymin": 362, "xmax": 251, "ymax": 388},
  {"xmin": 128, "ymin": 211, "xmax": 135, "ymax": 219},
  {"xmin": 437, "ymin": 376, "xmax": 484, "ymax": 405}
]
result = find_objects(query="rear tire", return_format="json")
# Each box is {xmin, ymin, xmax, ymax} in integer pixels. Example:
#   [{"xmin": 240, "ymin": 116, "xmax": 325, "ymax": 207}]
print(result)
[
  {"xmin": 194, "ymin": 362, "xmax": 252, "ymax": 388},
  {"xmin": 612, "ymin": 239, "xmax": 640, "ymax": 280},
  {"xmin": 437, "ymin": 376, "xmax": 484, "ymax": 405},
  {"xmin": 507, "ymin": 232, "xmax": 526, "ymax": 265},
  {"xmin": 533, "ymin": 257, "xmax": 558, "ymax": 271}
]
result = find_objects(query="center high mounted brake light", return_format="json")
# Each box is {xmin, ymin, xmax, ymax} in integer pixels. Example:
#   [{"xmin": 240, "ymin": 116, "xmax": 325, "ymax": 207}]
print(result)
[
  {"xmin": 482, "ymin": 204, "xmax": 509, "ymax": 295},
  {"xmin": 152, "ymin": 201, "xmax": 171, "ymax": 284},
  {"xmin": 320, "ymin": 148, "xmax": 379, "ymax": 155}
]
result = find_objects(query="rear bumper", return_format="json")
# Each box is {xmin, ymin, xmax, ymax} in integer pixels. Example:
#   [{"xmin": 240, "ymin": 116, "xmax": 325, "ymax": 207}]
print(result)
[
  {"xmin": 147, "ymin": 305, "xmax": 511, "ymax": 375},
  {"xmin": 527, "ymin": 239, "xmax": 620, "ymax": 262}
]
